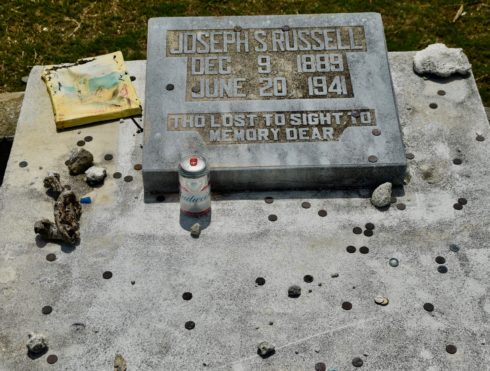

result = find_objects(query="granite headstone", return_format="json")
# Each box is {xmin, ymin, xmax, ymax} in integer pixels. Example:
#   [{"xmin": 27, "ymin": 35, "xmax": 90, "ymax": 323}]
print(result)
[{"xmin": 143, "ymin": 13, "xmax": 406, "ymax": 195}]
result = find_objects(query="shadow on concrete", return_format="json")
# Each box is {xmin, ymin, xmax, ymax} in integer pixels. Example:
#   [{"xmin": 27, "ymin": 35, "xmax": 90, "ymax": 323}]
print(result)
[
  {"xmin": 179, "ymin": 211, "xmax": 212, "ymax": 232},
  {"xmin": 145, "ymin": 186, "xmax": 405, "ymax": 204},
  {"xmin": 55, "ymin": 114, "xmax": 143, "ymax": 134},
  {"xmin": 421, "ymin": 73, "xmax": 470, "ymax": 85},
  {"xmin": 0, "ymin": 138, "xmax": 13, "ymax": 186},
  {"xmin": 35, "ymin": 234, "xmax": 78, "ymax": 252},
  {"xmin": 146, "ymin": 185, "xmax": 406, "ymax": 204},
  {"xmin": 27, "ymin": 348, "xmax": 48, "ymax": 360},
  {"xmin": 61, "ymin": 243, "xmax": 77, "ymax": 254},
  {"xmin": 35, "ymin": 235, "xmax": 48, "ymax": 248}
]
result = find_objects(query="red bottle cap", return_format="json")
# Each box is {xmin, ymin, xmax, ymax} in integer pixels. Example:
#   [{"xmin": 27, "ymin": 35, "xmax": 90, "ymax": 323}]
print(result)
[{"xmin": 190, "ymin": 157, "xmax": 198, "ymax": 166}]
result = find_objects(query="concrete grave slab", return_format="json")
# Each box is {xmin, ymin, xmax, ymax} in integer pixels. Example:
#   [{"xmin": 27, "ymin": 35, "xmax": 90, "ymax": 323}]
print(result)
[
  {"xmin": 144, "ymin": 14, "xmax": 406, "ymax": 194},
  {"xmin": 0, "ymin": 52, "xmax": 489, "ymax": 370}
]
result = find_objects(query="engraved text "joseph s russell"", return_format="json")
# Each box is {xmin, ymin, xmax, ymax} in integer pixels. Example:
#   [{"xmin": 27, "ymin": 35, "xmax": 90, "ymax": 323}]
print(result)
[{"xmin": 168, "ymin": 27, "xmax": 365, "ymax": 55}]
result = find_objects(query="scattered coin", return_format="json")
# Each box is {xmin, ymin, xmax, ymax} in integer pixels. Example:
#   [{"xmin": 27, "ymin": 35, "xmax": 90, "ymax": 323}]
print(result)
[
  {"xmin": 47, "ymin": 354, "xmax": 58, "ymax": 364},
  {"xmin": 458, "ymin": 198, "xmax": 467, "ymax": 205},
  {"xmin": 437, "ymin": 265, "xmax": 448, "ymax": 273},
  {"xmin": 46, "ymin": 253, "xmax": 56, "ymax": 262},
  {"xmin": 365, "ymin": 223, "xmax": 375, "ymax": 230},
  {"xmin": 359, "ymin": 246, "xmax": 369, "ymax": 254},
  {"xmin": 389, "ymin": 258, "xmax": 399, "ymax": 267},
  {"xmin": 102, "ymin": 271, "xmax": 113, "ymax": 279},
  {"xmin": 449, "ymin": 244, "xmax": 460, "ymax": 252},
  {"xmin": 303, "ymin": 275, "xmax": 314, "ymax": 283},
  {"xmin": 374, "ymin": 296, "xmax": 389, "ymax": 306},
  {"xmin": 42, "ymin": 306, "xmax": 52, "ymax": 315},
  {"xmin": 288, "ymin": 285, "xmax": 301, "ymax": 298},
  {"xmin": 346, "ymin": 246, "xmax": 356, "ymax": 253},
  {"xmin": 352, "ymin": 357, "xmax": 363, "ymax": 367},
  {"xmin": 453, "ymin": 158, "xmax": 462, "ymax": 165},
  {"xmin": 363, "ymin": 230, "xmax": 373, "ymax": 237},
  {"xmin": 453, "ymin": 203, "xmax": 463, "ymax": 210},
  {"xmin": 435, "ymin": 256, "xmax": 446, "ymax": 264},
  {"xmin": 342, "ymin": 301, "xmax": 352, "ymax": 310},
  {"xmin": 446, "ymin": 344, "xmax": 457, "ymax": 354}
]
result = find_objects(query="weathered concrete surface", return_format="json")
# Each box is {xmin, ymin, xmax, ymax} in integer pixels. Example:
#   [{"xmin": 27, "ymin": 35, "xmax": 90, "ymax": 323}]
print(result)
[
  {"xmin": 0, "ymin": 92, "xmax": 23, "ymax": 138},
  {"xmin": 1, "ymin": 53, "xmax": 490, "ymax": 370}
]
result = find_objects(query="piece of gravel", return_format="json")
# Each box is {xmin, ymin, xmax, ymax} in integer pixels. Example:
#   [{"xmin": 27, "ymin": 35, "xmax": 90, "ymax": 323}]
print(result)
[
  {"xmin": 371, "ymin": 182, "xmax": 392, "ymax": 208},
  {"xmin": 257, "ymin": 341, "xmax": 275, "ymax": 358},
  {"xmin": 190, "ymin": 223, "xmax": 201, "ymax": 238},
  {"xmin": 85, "ymin": 166, "xmax": 107, "ymax": 186},
  {"xmin": 66, "ymin": 148, "xmax": 94, "ymax": 175},
  {"xmin": 26, "ymin": 333, "xmax": 48, "ymax": 354}
]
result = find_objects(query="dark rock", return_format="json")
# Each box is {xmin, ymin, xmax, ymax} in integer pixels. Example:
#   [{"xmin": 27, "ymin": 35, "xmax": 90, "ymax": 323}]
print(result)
[
  {"xmin": 26, "ymin": 333, "xmax": 48, "ymax": 355},
  {"xmin": 288, "ymin": 285, "xmax": 301, "ymax": 298},
  {"xmin": 43, "ymin": 172, "xmax": 64, "ymax": 199},
  {"xmin": 257, "ymin": 341, "xmax": 275, "ymax": 358},
  {"xmin": 34, "ymin": 219, "xmax": 63, "ymax": 242},
  {"xmin": 66, "ymin": 148, "xmax": 94, "ymax": 175}
]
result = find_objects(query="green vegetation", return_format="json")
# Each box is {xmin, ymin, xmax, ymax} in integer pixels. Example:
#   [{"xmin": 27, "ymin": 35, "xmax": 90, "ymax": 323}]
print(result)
[{"xmin": 0, "ymin": 1, "xmax": 489, "ymax": 104}]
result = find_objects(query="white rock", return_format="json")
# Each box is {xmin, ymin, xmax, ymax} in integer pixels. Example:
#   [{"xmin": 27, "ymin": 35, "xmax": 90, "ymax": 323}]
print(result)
[
  {"xmin": 190, "ymin": 223, "xmax": 201, "ymax": 238},
  {"xmin": 26, "ymin": 333, "xmax": 48, "ymax": 354},
  {"xmin": 257, "ymin": 341, "xmax": 275, "ymax": 358},
  {"xmin": 413, "ymin": 43, "xmax": 471, "ymax": 77},
  {"xmin": 85, "ymin": 166, "xmax": 107, "ymax": 185},
  {"xmin": 371, "ymin": 182, "xmax": 392, "ymax": 208}
]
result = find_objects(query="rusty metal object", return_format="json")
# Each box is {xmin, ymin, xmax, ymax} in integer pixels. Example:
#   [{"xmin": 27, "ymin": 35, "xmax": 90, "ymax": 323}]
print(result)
[
  {"xmin": 34, "ymin": 219, "xmax": 62, "ymax": 242},
  {"xmin": 54, "ymin": 190, "xmax": 82, "ymax": 244},
  {"xmin": 43, "ymin": 172, "xmax": 64, "ymax": 199}
]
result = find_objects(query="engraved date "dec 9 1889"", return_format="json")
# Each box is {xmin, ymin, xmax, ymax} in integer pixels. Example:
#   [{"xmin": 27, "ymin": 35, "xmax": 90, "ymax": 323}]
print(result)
[{"xmin": 189, "ymin": 53, "xmax": 349, "ymax": 99}]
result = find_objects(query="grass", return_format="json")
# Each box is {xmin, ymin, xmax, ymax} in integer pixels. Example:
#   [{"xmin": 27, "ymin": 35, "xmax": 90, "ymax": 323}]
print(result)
[{"xmin": 0, "ymin": 0, "xmax": 489, "ymax": 104}]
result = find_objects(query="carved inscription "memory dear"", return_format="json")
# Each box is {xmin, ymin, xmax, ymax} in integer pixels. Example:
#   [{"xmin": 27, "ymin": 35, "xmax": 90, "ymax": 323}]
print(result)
[{"xmin": 168, "ymin": 110, "xmax": 376, "ymax": 144}]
